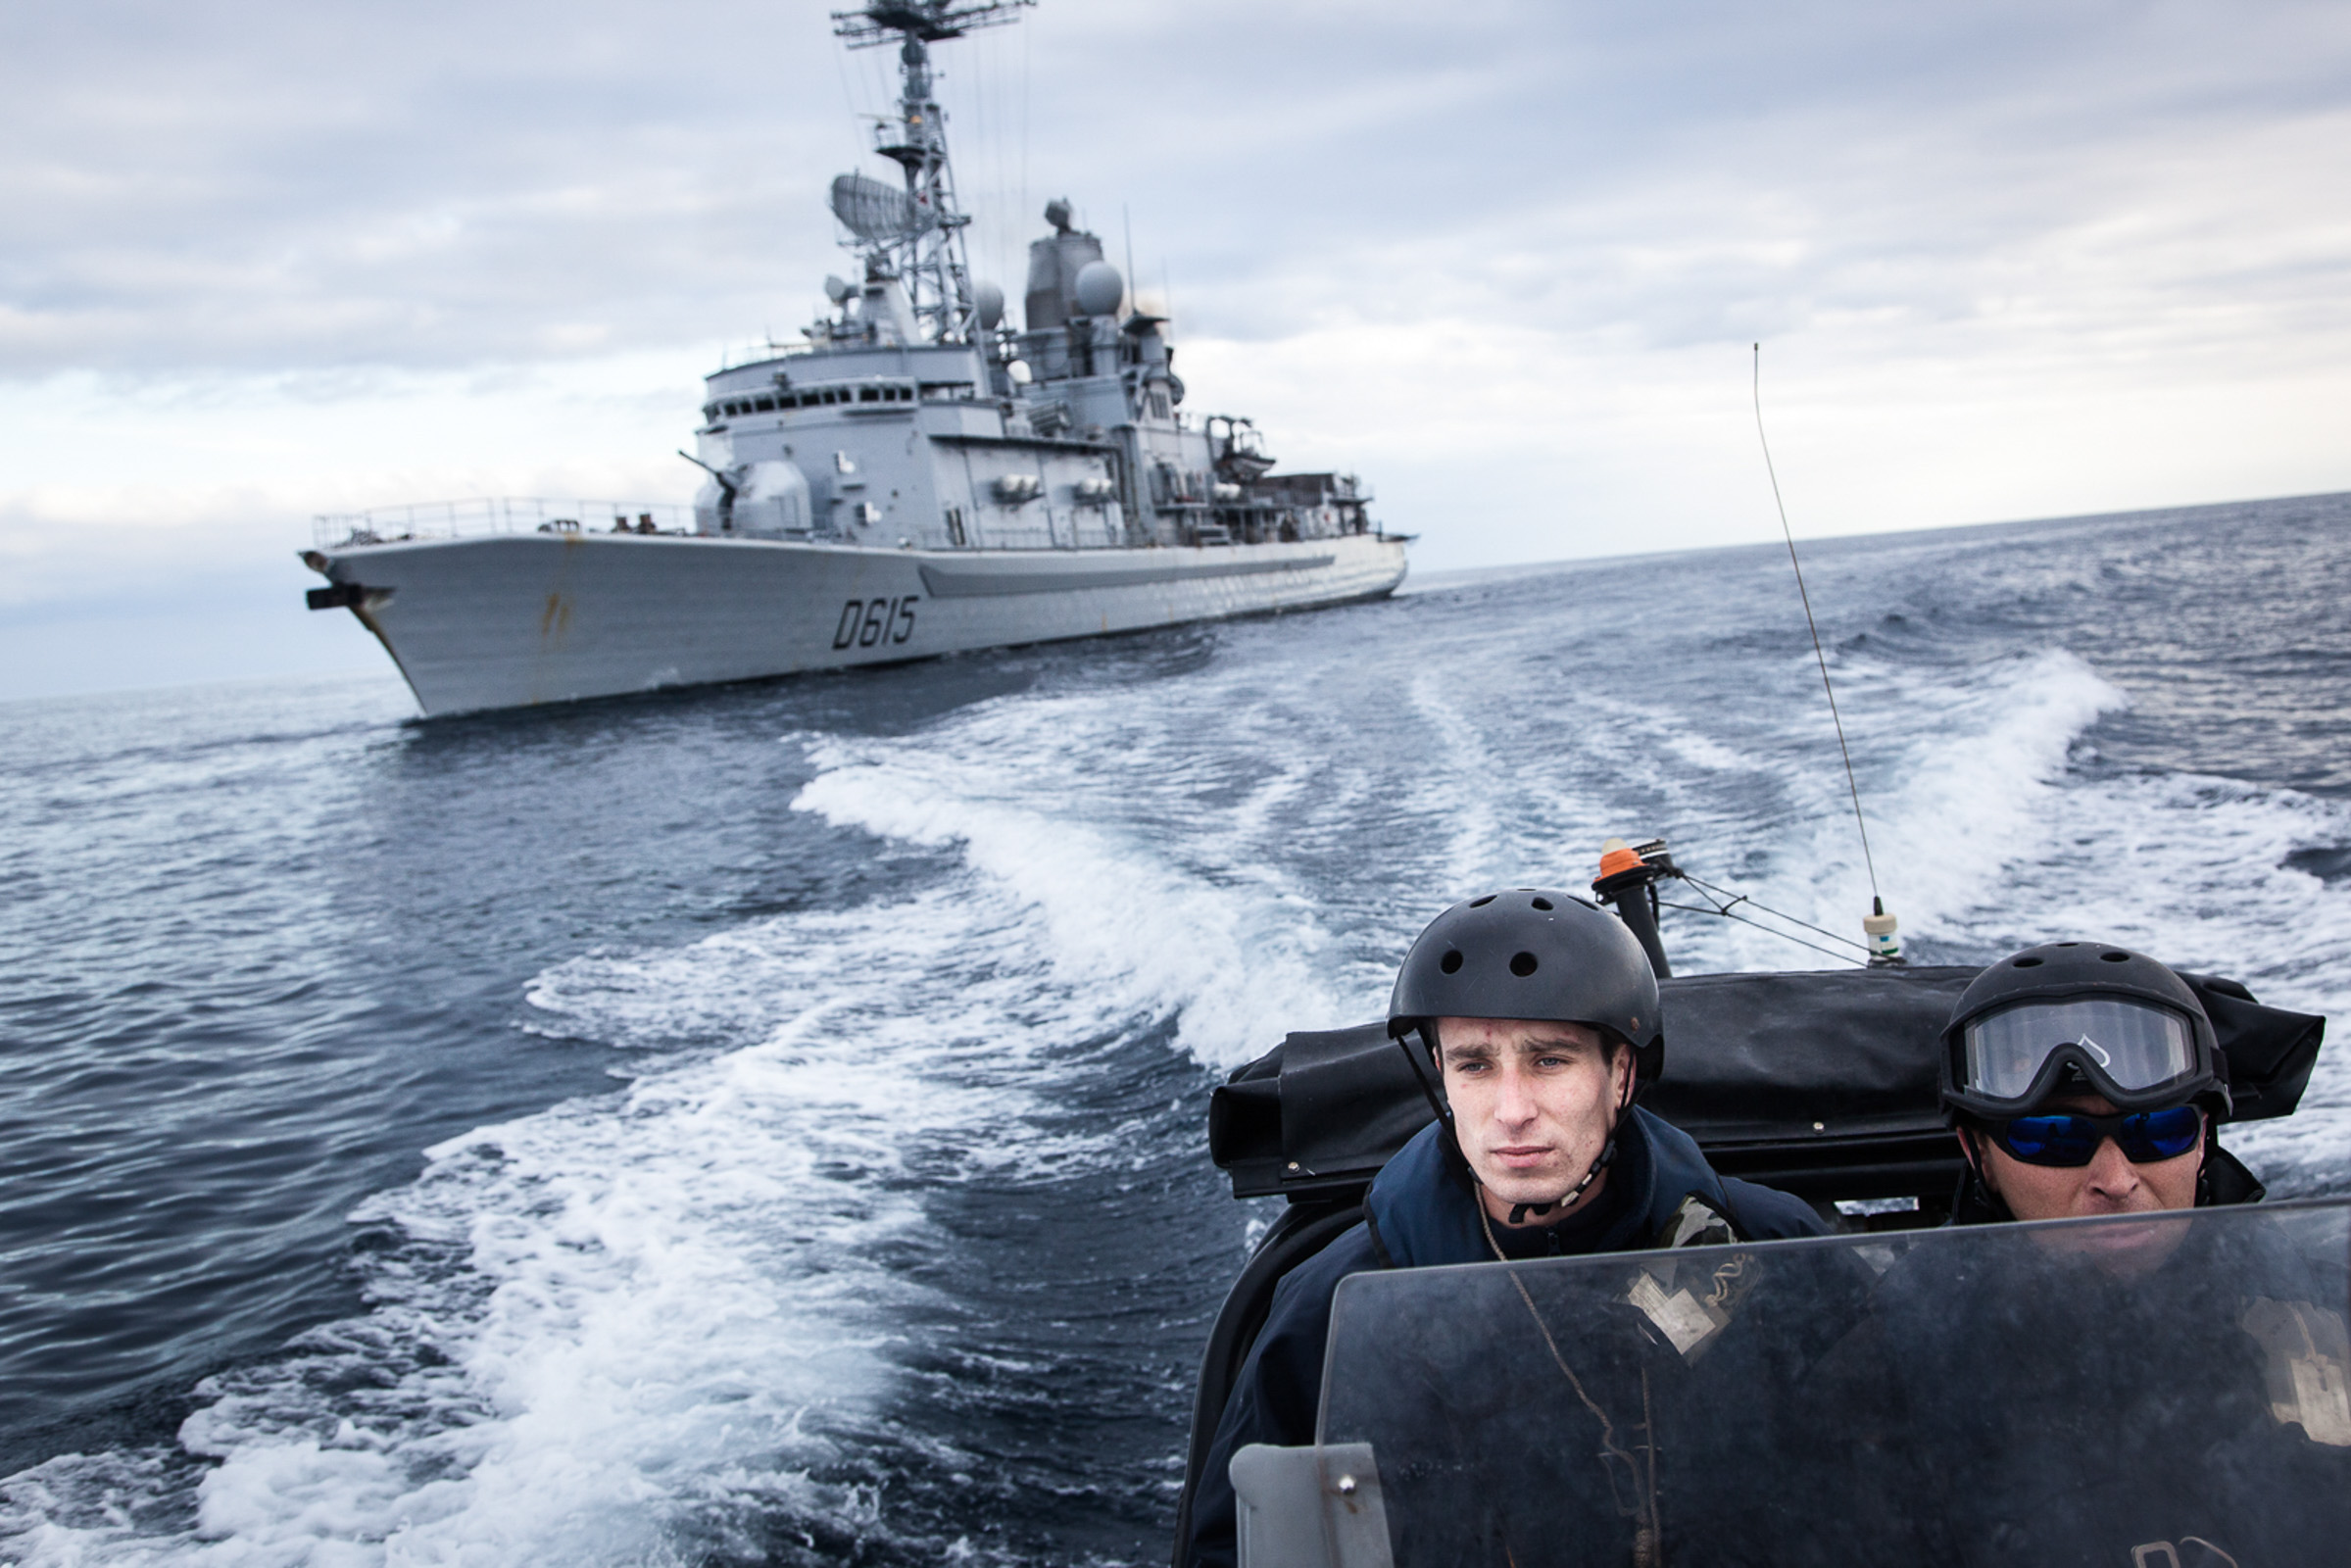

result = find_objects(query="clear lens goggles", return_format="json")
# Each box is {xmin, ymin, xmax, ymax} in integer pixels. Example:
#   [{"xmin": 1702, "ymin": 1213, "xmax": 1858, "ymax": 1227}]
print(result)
[{"xmin": 1961, "ymin": 997, "xmax": 2196, "ymax": 1103}]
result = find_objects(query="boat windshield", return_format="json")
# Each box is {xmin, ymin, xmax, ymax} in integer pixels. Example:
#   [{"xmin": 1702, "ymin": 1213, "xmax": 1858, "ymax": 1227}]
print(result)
[{"xmin": 1279, "ymin": 1200, "xmax": 2351, "ymax": 1567}]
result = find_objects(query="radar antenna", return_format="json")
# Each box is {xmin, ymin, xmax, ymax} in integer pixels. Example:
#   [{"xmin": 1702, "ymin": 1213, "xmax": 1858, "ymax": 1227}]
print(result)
[
  {"xmin": 830, "ymin": 1, "xmax": 1033, "ymax": 46},
  {"xmin": 827, "ymin": 0, "xmax": 1033, "ymax": 342}
]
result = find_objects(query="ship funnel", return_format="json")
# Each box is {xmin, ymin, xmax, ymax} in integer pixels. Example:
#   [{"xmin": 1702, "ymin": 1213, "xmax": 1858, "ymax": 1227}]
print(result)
[{"xmin": 1024, "ymin": 213, "xmax": 1105, "ymax": 330}]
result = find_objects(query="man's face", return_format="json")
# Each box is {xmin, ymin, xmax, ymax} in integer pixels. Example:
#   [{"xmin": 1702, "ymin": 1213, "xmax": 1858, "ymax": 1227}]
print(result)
[
  {"xmin": 1437, "ymin": 1016, "xmax": 1631, "ymax": 1226},
  {"xmin": 1973, "ymin": 1092, "xmax": 2204, "ymax": 1222}
]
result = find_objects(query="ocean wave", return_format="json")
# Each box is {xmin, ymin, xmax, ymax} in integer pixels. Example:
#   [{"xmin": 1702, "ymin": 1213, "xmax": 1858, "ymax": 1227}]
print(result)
[
  {"xmin": 1, "ymin": 838, "xmax": 1263, "ymax": 1564},
  {"xmin": 12, "ymin": 501, "xmax": 2350, "ymax": 1562},
  {"xmin": 792, "ymin": 725, "xmax": 1365, "ymax": 1072}
]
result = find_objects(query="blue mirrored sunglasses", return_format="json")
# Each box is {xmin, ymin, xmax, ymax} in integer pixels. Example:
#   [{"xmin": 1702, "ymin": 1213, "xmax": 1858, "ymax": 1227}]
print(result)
[{"xmin": 1988, "ymin": 1104, "xmax": 2204, "ymax": 1168}]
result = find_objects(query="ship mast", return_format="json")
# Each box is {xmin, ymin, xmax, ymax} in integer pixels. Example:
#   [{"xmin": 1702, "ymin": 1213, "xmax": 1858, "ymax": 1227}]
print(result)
[{"xmin": 830, "ymin": 0, "xmax": 1031, "ymax": 344}]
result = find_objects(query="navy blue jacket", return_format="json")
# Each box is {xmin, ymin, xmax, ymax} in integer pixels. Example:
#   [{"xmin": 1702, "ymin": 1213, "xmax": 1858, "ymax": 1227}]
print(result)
[{"xmin": 1183, "ymin": 1107, "xmax": 1826, "ymax": 1568}]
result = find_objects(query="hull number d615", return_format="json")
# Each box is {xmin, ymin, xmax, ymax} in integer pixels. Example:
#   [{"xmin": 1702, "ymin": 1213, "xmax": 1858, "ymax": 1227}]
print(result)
[{"xmin": 834, "ymin": 596, "xmax": 919, "ymax": 650}]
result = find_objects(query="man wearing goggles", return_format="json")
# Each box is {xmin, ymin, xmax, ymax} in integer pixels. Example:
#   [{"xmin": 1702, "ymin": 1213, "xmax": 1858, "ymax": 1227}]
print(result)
[
  {"xmin": 1940, "ymin": 940, "xmax": 2263, "ymax": 1223},
  {"xmin": 1794, "ymin": 942, "xmax": 2342, "ymax": 1567}
]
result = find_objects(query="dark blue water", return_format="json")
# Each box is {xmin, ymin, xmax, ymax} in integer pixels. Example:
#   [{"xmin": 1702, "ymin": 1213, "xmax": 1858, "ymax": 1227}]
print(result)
[{"xmin": 4, "ymin": 494, "xmax": 2348, "ymax": 1563}]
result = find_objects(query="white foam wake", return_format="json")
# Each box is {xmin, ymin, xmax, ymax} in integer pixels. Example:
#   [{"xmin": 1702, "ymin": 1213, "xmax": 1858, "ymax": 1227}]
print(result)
[
  {"xmin": 1605, "ymin": 643, "xmax": 2351, "ymax": 1193},
  {"xmin": 2, "ymin": 696, "xmax": 1385, "ymax": 1563},
  {"xmin": 2, "ymin": 988, "xmax": 936, "ymax": 1565},
  {"xmin": 1748, "ymin": 646, "xmax": 2133, "ymax": 955},
  {"xmin": 791, "ymin": 714, "xmax": 1369, "ymax": 1070}
]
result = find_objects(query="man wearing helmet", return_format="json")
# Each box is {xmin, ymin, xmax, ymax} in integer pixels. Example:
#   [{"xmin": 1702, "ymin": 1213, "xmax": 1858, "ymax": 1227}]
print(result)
[
  {"xmin": 1182, "ymin": 890, "xmax": 1826, "ymax": 1568},
  {"xmin": 1821, "ymin": 940, "xmax": 2344, "ymax": 1565},
  {"xmin": 1940, "ymin": 941, "xmax": 2264, "ymax": 1224}
]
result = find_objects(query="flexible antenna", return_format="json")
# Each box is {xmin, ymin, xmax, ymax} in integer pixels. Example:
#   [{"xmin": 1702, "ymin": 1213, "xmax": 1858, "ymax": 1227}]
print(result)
[
  {"xmin": 1018, "ymin": 17, "xmax": 1030, "ymax": 244},
  {"xmin": 1752, "ymin": 343, "xmax": 1881, "ymax": 904}
]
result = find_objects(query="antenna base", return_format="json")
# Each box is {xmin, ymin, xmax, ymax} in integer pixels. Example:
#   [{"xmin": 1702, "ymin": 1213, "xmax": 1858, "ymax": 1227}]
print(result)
[{"xmin": 1592, "ymin": 837, "xmax": 1678, "ymax": 980}]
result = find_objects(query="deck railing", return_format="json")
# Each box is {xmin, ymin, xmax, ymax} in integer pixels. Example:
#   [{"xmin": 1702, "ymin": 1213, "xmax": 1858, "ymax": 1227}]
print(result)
[{"xmin": 312, "ymin": 498, "xmax": 696, "ymax": 548}]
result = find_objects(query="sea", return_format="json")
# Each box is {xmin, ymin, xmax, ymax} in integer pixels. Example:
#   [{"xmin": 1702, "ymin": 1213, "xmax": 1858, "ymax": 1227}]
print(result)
[{"xmin": 3, "ymin": 492, "xmax": 2348, "ymax": 1565}]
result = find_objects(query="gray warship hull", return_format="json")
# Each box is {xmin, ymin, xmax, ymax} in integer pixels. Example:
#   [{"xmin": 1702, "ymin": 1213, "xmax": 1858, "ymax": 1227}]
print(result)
[{"xmin": 319, "ymin": 530, "xmax": 1406, "ymax": 717}]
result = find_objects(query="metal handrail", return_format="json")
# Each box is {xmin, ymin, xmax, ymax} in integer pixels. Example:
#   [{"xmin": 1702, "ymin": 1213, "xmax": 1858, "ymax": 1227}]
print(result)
[{"xmin": 312, "ymin": 498, "xmax": 695, "ymax": 548}]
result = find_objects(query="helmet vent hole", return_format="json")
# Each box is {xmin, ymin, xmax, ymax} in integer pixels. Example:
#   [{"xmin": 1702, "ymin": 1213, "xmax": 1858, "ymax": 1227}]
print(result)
[
  {"xmin": 2012, "ymin": 956, "xmax": 2043, "ymax": 968},
  {"xmin": 1509, "ymin": 952, "xmax": 1539, "ymax": 977},
  {"xmin": 2099, "ymin": 951, "xmax": 2131, "ymax": 962},
  {"xmin": 1530, "ymin": 897, "xmax": 1553, "ymax": 910},
  {"xmin": 1439, "ymin": 950, "xmax": 1463, "ymax": 974},
  {"xmin": 1469, "ymin": 894, "xmax": 1496, "ymax": 907}
]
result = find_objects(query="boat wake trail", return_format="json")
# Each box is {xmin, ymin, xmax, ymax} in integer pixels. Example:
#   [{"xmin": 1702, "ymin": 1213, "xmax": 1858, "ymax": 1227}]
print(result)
[
  {"xmin": 2, "ymin": 707, "xmax": 1366, "ymax": 1566},
  {"xmin": 792, "ymin": 728, "xmax": 1361, "ymax": 1073},
  {"xmin": 1719, "ymin": 643, "xmax": 2351, "ymax": 1194}
]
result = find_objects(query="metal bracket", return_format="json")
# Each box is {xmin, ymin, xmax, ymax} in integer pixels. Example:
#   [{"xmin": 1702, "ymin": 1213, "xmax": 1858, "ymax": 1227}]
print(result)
[{"xmin": 1231, "ymin": 1443, "xmax": 1394, "ymax": 1568}]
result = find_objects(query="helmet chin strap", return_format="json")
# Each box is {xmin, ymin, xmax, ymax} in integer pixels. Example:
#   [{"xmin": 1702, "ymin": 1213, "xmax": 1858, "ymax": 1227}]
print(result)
[
  {"xmin": 1506, "ymin": 1134, "xmax": 1616, "ymax": 1226},
  {"xmin": 1497, "ymin": 1078, "xmax": 1632, "ymax": 1227}
]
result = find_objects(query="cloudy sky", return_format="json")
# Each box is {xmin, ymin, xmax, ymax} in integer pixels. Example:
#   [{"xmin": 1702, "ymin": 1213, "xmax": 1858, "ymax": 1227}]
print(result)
[{"xmin": 4, "ymin": 0, "xmax": 2348, "ymax": 699}]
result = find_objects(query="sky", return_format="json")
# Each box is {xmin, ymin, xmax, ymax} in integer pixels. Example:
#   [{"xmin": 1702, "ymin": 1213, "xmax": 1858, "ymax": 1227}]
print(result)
[{"xmin": 4, "ymin": 0, "xmax": 2349, "ymax": 700}]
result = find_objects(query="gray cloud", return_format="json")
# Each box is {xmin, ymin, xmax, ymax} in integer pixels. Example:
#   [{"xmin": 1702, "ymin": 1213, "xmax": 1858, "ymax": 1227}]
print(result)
[
  {"xmin": 1, "ymin": 0, "xmax": 859, "ymax": 372},
  {"xmin": 6, "ymin": 0, "xmax": 2348, "ymax": 379}
]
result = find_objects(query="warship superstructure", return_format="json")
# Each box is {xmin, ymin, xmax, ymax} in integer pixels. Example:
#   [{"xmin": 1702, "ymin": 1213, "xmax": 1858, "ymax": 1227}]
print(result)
[{"xmin": 300, "ymin": 0, "xmax": 1407, "ymax": 717}]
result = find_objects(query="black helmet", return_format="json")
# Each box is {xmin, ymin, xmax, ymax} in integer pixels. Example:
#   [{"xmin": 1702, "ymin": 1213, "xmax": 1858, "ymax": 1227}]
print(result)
[
  {"xmin": 1940, "ymin": 941, "xmax": 2229, "ymax": 1124},
  {"xmin": 1388, "ymin": 889, "xmax": 1663, "ymax": 1085}
]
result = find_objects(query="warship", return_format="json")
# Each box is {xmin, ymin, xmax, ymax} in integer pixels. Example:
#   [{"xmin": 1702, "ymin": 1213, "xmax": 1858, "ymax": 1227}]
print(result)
[{"xmin": 299, "ymin": 0, "xmax": 1407, "ymax": 718}]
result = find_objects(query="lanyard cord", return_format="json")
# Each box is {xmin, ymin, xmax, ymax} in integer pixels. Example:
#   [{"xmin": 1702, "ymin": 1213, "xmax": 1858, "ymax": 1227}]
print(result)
[{"xmin": 1475, "ymin": 1197, "xmax": 1663, "ymax": 1564}]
